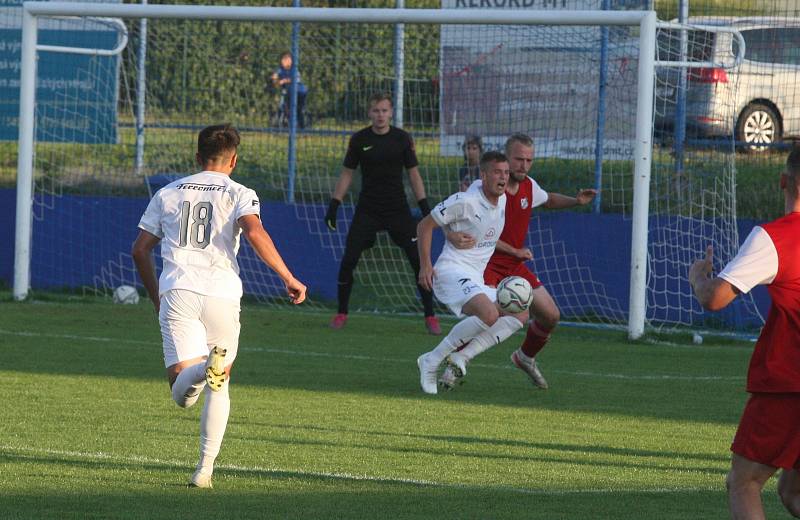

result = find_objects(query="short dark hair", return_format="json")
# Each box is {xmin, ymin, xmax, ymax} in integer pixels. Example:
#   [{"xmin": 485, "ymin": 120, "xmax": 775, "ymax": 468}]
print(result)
[
  {"xmin": 368, "ymin": 91, "xmax": 393, "ymax": 108},
  {"xmin": 504, "ymin": 133, "xmax": 533, "ymax": 156},
  {"xmin": 462, "ymin": 134, "xmax": 483, "ymax": 155},
  {"xmin": 480, "ymin": 150, "xmax": 508, "ymax": 172},
  {"xmin": 787, "ymin": 146, "xmax": 800, "ymax": 176},
  {"xmin": 197, "ymin": 124, "xmax": 240, "ymax": 165}
]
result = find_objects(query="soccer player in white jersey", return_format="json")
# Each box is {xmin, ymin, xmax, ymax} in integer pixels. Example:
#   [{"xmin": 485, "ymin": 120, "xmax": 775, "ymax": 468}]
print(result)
[
  {"xmin": 416, "ymin": 151, "xmax": 529, "ymax": 394},
  {"xmin": 131, "ymin": 124, "xmax": 307, "ymax": 488}
]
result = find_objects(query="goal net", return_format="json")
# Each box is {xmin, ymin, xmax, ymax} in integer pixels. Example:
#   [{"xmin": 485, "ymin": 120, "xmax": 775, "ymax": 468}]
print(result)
[{"xmin": 9, "ymin": 2, "xmax": 762, "ymax": 336}]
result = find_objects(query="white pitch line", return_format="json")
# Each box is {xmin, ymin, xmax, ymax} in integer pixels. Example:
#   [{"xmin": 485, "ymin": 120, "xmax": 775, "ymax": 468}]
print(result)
[
  {"xmin": 0, "ymin": 328, "xmax": 743, "ymax": 382},
  {"xmin": 0, "ymin": 328, "xmax": 154, "ymax": 345},
  {"xmin": 0, "ymin": 444, "xmax": 718, "ymax": 496}
]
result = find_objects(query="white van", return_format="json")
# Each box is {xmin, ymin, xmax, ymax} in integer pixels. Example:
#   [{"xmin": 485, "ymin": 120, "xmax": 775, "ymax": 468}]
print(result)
[{"xmin": 656, "ymin": 17, "xmax": 800, "ymax": 151}]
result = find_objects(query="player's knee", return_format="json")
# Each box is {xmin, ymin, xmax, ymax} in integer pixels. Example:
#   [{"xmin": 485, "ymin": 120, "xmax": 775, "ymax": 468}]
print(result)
[
  {"xmin": 726, "ymin": 467, "xmax": 761, "ymax": 495},
  {"xmin": 781, "ymin": 497, "xmax": 800, "ymax": 518},
  {"xmin": 533, "ymin": 306, "xmax": 560, "ymax": 329},
  {"xmin": 337, "ymin": 265, "xmax": 355, "ymax": 284},
  {"xmin": 725, "ymin": 470, "xmax": 740, "ymax": 495},
  {"xmin": 339, "ymin": 250, "xmax": 362, "ymax": 276},
  {"xmin": 778, "ymin": 480, "xmax": 800, "ymax": 517},
  {"xmin": 477, "ymin": 307, "xmax": 500, "ymax": 327}
]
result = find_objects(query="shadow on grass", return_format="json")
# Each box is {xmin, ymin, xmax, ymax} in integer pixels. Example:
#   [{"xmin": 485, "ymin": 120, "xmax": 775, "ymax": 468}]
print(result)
[
  {"xmin": 0, "ymin": 302, "xmax": 749, "ymax": 425},
  {"xmin": 0, "ymin": 450, "xmax": 740, "ymax": 520},
  {"xmin": 231, "ymin": 421, "xmax": 731, "ymax": 465}
]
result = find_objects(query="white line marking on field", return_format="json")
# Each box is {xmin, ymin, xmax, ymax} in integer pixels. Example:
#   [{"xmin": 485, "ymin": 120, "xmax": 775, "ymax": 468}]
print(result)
[
  {"xmin": 0, "ymin": 328, "xmax": 743, "ymax": 382},
  {"xmin": 0, "ymin": 444, "xmax": 717, "ymax": 496},
  {"xmin": 0, "ymin": 328, "xmax": 153, "ymax": 345}
]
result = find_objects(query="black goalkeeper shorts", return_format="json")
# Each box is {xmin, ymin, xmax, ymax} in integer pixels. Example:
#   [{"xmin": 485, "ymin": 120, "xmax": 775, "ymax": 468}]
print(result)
[{"xmin": 344, "ymin": 208, "xmax": 418, "ymax": 253}]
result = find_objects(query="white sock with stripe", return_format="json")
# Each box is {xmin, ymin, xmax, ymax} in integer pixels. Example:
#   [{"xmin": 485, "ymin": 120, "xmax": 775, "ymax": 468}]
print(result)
[
  {"xmin": 428, "ymin": 315, "xmax": 489, "ymax": 364},
  {"xmin": 459, "ymin": 316, "xmax": 524, "ymax": 361},
  {"xmin": 171, "ymin": 362, "xmax": 206, "ymax": 408}
]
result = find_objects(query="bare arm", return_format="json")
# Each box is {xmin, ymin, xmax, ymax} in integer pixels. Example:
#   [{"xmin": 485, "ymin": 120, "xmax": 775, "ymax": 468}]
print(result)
[
  {"xmin": 543, "ymin": 189, "xmax": 597, "ymax": 210},
  {"xmin": 332, "ymin": 167, "xmax": 355, "ymax": 202},
  {"xmin": 688, "ymin": 245, "xmax": 740, "ymax": 311},
  {"xmin": 239, "ymin": 214, "xmax": 307, "ymax": 304},
  {"xmin": 417, "ymin": 215, "xmax": 440, "ymax": 291},
  {"xmin": 494, "ymin": 239, "xmax": 533, "ymax": 261},
  {"xmin": 131, "ymin": 230, "xmax": 162, "ymax": 311}
]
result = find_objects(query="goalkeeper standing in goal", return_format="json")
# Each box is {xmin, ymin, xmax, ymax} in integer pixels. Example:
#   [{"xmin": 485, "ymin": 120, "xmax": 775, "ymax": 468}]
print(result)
[
  {"xmin": 132, "ymin": 124, "xmax": 307, "ymax": 488},
  {"xmin": 324, "ymin": 91, "xmax": 441, "ymax": 335},
  {"xmin": 689, "ymin": 148, "xmax": 800, "ymax": 519},
  {"xmin": 442, "ymin": 133, "xmax": 596, "ymax": 390}
]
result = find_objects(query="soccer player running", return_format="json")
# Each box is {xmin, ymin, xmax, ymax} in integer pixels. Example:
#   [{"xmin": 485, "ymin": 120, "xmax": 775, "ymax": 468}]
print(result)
[
  {"xmin": 131, "ymin": 124, "xmax": 307, "ymax": 488},
  {"xmin": 689, "ymin": 148, "xmax": 800, "ymax": 519},
  {"xmin": 416, "ymin": 151, "xmax": 528, "ymax": 394},
  {"xmin": 324, "ymin": 91, "xmax": 440, "ymax": 334},
  {"xmin": 443, "ymin": 133, "xmax": 596, "ymax": 389}
]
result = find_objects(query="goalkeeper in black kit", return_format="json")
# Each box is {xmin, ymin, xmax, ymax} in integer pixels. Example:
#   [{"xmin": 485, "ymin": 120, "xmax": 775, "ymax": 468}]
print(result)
[{"xmin": 324, "ymin": 91, "xmax": 441, "ymax": 335}]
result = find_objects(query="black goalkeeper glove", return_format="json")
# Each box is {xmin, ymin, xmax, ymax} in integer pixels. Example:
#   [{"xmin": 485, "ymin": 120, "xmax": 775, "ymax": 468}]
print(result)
[
  {"xmin": 324, "ymin": 198, "xmax": 341, "ymax": 231},
  {"xmin": 417, "ymin": 198, "xmax": 431, "ymax": 218}
]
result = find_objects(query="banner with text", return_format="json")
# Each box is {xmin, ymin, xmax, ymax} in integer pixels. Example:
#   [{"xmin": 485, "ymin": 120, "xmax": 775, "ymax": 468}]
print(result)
[
  {"xmin": 0, "ymin": 2, "xmax": 122, "ymax": 143},
  {"xmin": 439, "ymin": 0, "xmax": 646, "ymax": 159}
]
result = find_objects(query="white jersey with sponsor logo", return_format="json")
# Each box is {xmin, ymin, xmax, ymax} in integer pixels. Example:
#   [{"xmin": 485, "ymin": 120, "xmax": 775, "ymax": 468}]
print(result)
[
  {"xmin": 138, "ymin": 171, "xmax": 261, "ymax": 301},
  {"xmin": 431, "ymin": 187, "xmax": 506, "ymax": 274},
  {"xmin": 468, "ymin": 177, "xmax": 548, "ymax": 209}
]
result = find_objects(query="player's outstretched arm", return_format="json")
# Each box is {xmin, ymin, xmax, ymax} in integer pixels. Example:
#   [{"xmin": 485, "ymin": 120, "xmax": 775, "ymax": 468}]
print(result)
[
  {"xmin": 416, "ymin": 215, "xmax": 439, "ymax": 291},
  {"xmin": 131, "ymin": 230, "xmax": 162, "ymax": 311},
  {"xmin": 544, "ymin": 188, "xmax": 598, "ymax": 209},
  {"xmin": 239, "ymin": 214, "xmax": 307, "ymax": 304},
  {"xmin": 324, "ymin": 168, "xmax": 355, "ymax": 231},
  {"xmin": 494, "ymin": 239, "xmax": 533, "ymax": 260},
  {"xmin": 689, "ymin": 245, "xmax": 739, "ymax": 311}
]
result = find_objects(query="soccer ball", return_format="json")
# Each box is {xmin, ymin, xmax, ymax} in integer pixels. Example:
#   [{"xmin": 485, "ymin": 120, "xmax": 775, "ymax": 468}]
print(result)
[
  {"xmin": 496, "ymin": 276, "xmax": 533, "ymax": 314},
  {"xmin": 113, "ymin": 285, "xmax": 140, "ymax": 305}
]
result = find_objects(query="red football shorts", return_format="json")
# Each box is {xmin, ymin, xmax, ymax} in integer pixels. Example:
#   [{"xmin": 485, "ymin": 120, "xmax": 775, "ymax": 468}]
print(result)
[
  {"xmin": 731, "ymin": 392, "xmax": 800, "ymax": 470},
  {"xmin": 484, "ymin": 262, "xmax": 543, "ymax": 290}
]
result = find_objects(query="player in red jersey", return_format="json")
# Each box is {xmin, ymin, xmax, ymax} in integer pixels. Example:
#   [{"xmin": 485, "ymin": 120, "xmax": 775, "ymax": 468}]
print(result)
[
  {"xmin": 440, "ymin": 133, "xmax": 596, "ymax": 390},
  {"xmin": 689, "ymin": 148, "xmax": 800, "ymax": 519}
]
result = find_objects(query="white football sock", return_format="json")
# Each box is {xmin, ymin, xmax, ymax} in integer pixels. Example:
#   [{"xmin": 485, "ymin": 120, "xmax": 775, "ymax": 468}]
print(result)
[
  {"xmin": 460, "ymin": 316, "xmax": 524, "ymax": 361},
  {"xmin": 171, "ymin": 362, "xmax": 206, "ymax": 408},
  {"xmin": 428, "ymin": 315, "xmax": 489, "ymax": 364},
  {"xmin": 197, "ymin": 381, "xmax": 231, "ymax": 474}
]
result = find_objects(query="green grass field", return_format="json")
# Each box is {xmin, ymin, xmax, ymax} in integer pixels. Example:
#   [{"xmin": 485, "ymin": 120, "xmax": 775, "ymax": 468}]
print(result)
[{"xmin": 0, "ymin": 294, "xmax": 789, "ymax": 519}]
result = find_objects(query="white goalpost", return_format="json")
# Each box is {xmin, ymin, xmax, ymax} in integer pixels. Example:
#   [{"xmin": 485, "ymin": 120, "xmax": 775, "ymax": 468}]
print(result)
[{"xmin": 11, "ymin": 2, "xmax": 752, "ymax": 339}]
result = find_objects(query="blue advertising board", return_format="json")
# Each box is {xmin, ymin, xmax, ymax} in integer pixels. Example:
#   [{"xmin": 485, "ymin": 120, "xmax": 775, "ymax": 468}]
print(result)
[{"xmin": 0, "ymin": 1, "xmax": 122, "ymax": 143}]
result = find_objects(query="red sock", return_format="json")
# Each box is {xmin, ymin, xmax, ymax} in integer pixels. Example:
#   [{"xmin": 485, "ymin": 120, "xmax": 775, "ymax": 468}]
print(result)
[{"xmin": 520, "ymin": 321, "xmax": 552, "ymax": 358}]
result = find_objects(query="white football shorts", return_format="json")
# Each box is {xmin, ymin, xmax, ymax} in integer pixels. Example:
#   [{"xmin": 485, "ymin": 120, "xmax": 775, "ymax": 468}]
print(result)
[
  {"xmin": 433, "ymin": 263, "xmax": 497, "ymax": 318},
  {"xmin": 159, "ymin": 289, "xmax": 241, "ymax": 368}
]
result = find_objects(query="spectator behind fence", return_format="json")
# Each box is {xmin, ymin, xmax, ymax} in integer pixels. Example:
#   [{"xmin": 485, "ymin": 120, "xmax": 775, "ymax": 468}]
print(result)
[
  {"xmin": 458, "ymin": 135, "xmax": 482, "ymax": 191},
  {"xmin": 271, "ymin": 51, "xmax": 308, "ymax": 129}
]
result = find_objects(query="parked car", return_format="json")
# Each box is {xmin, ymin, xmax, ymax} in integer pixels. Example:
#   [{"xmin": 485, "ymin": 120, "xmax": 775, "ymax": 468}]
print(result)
[{"xmin": 655, "ymin": 17, "xmax": 800, "ymax": 151}]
